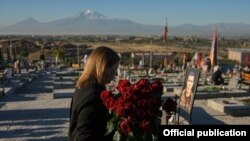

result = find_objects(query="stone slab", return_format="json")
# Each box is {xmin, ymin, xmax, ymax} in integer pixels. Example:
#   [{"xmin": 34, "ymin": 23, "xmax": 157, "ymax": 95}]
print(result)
[
  {"xmin": 55, "ymin": 71, "xmax": 79, "ymax": 77},
  {"xmin": 54, "ymin": 76, "xmax": 78, "ymax": 82},
  {"xmin": 53, "ymin": 81, "xmax": 75, "ymax": 89},
  {"xmin": 207, "ymin": 98, "xmax": 250, "ymax": 116},
  {"xmin": 53, "ymin": 81, "xmax": 75, "ymax": 85},
  {"xmin": 174, "ymin": 88, "xmax": 249, "ymax": 99},
  {"xmin": 53, "ymin": 88, "xmax": 75, "ymax": 99},
  {"xmin": 163, "ymin": 83, "xmax": 182, "ymax": 87},
  {"xmin": 53, "ymin": 93, "xmax": 73, "ymax": 99}
]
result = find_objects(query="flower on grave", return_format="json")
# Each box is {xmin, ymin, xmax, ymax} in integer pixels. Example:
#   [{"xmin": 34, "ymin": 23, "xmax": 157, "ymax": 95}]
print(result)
[{"xmin": 100, "ymin": 78, "xmax": 163, "ymax": 141}]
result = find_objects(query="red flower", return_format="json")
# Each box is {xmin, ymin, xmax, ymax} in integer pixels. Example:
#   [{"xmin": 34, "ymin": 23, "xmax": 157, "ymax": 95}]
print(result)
[
  {"xmin": 137, "ymin": 78, "xmax": 150, "ymax": 86},
  {"xmin": 125, "ymin": 102, "xmax": 135, "ymax": 112},
  {"xmin": 120, "ymin": 119, "xmax": 132, "ymax": 135},
  {"xmin": 117, "ymin": 79, "xmax": 131, "ymax": 93},
  {"xmin": 128, "ymin": 114, "xmax": 136, "ymax": 122},
  {"xmin": 100, "ymin": 90, "xmax": 112, "ymax": 101},
  {"xmin": 118, "ymin": 79, "xmax": 131, "ymax": 87},
  {"xmin": 100, "ymin": 78, "xmax": 164, "ymax": 140},
  {"xmin": 116, "ymin": 107, "xmax": 128, "ymax": 117},
  {"xmin": 122, "ymin": 87, "xmax": 134, "ymax": 99},
  {"xmin": 140, "ymin": 120, "xmax": 151, "ymax": 132},
  {"xmin": 133, "ymin": 78, "xmax": 149, "ymax": 91},
  {"xmin": 104, "ymin": 97, "xmax": 116, "ymax": 110}
]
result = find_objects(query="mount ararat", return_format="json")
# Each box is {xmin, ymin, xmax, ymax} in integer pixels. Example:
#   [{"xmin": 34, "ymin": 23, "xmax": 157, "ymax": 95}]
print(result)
[{"xmin": 1, "ymin": 9, "xmax": 250, "ymax": 37}]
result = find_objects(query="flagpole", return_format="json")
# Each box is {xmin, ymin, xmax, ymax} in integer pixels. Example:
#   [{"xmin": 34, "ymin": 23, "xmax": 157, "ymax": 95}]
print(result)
[
  {"xmin": 77, "ymin": 45, "xmax": 79, "ymax": 69},
  {"xmin": 165, "ymin": 18, "xmax": 168, "ymax": 55},
  {"xmin": 210, "ymin": 28, "xmax": 218, "ymax": 73},
  {"xmin": 163, "ymin": 18, "xmax": 168, "ymax": 69},
  {"xmin": 150, "ymin": 40, "xmax": 152, "ymax": 69}
]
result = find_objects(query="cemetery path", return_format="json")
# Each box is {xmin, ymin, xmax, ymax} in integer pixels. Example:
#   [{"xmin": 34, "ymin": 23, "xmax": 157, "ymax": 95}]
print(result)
[{"xmin": 0, "ymin": 71, "xmax": 71, "ymax": 141}]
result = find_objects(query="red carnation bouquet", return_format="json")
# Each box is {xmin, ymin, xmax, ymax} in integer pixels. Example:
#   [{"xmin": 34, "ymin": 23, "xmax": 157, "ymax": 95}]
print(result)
[{"xmin": 100, "ymin": 78, "xmax": 163, "ymax": 141}]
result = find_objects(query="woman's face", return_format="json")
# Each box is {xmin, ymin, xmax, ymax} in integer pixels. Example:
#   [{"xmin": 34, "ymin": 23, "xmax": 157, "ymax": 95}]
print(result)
[
  {"xmin": 186, "ymin": 75, "xmax": 194, "ymax": 97},
  {"xmin": 104, "ymin": 62, "xmax": 119, "ymax": 84}
]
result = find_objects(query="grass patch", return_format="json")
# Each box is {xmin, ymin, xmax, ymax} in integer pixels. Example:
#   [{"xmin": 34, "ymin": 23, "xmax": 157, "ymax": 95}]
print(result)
[{"xmin": 200, "ymin": 86, "xmax": 223, "ymax": 92}]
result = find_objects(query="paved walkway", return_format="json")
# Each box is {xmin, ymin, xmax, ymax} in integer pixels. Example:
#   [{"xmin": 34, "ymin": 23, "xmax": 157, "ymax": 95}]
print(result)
[{"xmin": 0, "ymin": 71, "xmax": 71, "ymax": 141}]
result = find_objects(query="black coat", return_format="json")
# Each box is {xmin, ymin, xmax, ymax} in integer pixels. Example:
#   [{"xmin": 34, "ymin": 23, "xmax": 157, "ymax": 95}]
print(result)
[
  {"xmin": 212, "ymin": 70, "xmax": 224, "ymax": 85},
  {"xmin": 68, "ymin": 79, "xmax": 113, "ymax": 141}
]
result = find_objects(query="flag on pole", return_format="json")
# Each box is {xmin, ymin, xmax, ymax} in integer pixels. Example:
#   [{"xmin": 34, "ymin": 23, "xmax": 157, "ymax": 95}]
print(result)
[
  {"xmin": 149, "ymin": 52, "xmax": 153, "ymax": 68},
  {"xmin": 141, "ymin": 52, "xmax": 145, "ymax": 67},
  {"xmin": 192, "ymin": 52, "xmax": 197, "ymax": 60},
  {"xmin": 197, "ymin": 53, "xmax": 202, "ymax": 66},
  {"xmin": 131, "ymin": 52, "xmax": 135, "ymax": 67},
  {"xmin": 163, "ymin": 19, "xmax": 168, "ymax": 43},
  {"xmin": 182, "ymin": 53, "xmax": 187, "ymax": 65},
  {"xmin": 245, "ymin": 53, "xmax": 249, "ymax": 66},
  {"xmin": 131, "ymin": 52, "xmax": 135, "ymax": 58},
  {"xmin": 7, "ymin": 41, "xmax": 13, "ymax": 63},
  {"xmin": 210, "ymin": 29, "xmax": 218, "ymax": 69},
  {"xmin": 164, "ymin": 56, "xmax": 168, "ymax": 68}
]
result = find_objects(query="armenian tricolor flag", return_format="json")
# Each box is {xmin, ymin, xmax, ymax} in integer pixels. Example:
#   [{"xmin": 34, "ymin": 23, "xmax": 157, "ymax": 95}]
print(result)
[{"xmin": 210, "ymin": 29, "xmax": 218, "ymax": 69}]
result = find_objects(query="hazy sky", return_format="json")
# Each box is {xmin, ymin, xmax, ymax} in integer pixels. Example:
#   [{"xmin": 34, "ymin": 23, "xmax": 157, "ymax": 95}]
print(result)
[{"xmin": 0, "ymin": 0, "xmax": 250, "ymax": 27}]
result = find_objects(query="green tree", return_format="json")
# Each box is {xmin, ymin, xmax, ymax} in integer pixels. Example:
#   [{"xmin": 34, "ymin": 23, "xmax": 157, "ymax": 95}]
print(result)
[{"xmin": 52, "ymin": 47, "xmax": 65, "ymax": 65}]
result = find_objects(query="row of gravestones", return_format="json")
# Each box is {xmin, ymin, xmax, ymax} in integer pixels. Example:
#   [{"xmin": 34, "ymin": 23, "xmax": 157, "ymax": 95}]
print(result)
[
  {"xmin": 163, "ymin": 67, "xmax": 250, "ymax": 125},
  {"xmin": 53, "ymin": 70, "xmax": 80, "ymax": 99},
  {"xmin": 0, "ymin": 69, "xmax": 41, "ymax": 97}
]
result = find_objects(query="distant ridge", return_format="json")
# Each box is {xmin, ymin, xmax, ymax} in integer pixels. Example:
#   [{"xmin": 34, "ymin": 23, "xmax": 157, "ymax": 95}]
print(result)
[{"xmin": 1, "ymin": 9, "xmax": 250, "ymax": 37}]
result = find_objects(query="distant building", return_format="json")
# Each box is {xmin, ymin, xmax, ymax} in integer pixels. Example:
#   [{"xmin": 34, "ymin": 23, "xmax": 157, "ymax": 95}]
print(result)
[{"xmin": 228, "ymin": 48, "xmax": 250, "ymax": 65}]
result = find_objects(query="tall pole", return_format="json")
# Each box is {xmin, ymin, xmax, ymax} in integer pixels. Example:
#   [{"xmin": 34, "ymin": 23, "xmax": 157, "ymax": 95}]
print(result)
[
  {"xmin": 9, "ymin": 40, "xmax": 13, "ymax": 63},
  {"xmin": 150, "ymin": 40, "xmax": 152, "ymax": 69},
  {"xmin": 163, "ymin": 18, "xmax": 168, "ymax": 70},
  {"xmin": 77, "ymin": 45, "xmax": 80, "ymax": 69},
  {"xmin": 165, "ymin": 18, "xmax": 168, "ymax": 55}
]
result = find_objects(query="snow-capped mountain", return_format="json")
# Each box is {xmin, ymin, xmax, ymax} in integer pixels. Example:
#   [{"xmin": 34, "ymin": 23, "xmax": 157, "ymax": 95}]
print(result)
[
  {"xmin": 76, "ymin": 9, "xmax": 106, "ymax": 19},
  {"xmin": 0, "ymin": 9, "xmax": 250, "ymax": 37}
]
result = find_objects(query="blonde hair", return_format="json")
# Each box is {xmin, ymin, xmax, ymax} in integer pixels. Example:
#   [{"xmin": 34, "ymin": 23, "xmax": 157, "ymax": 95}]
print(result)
[{"xmin": 76, "ymin": 46, "xmax": 120, "ymax": 88}]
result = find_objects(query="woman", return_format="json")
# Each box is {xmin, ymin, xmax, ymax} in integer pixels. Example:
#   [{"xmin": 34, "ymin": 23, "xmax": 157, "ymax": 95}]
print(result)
[
  {"xmin": 68, "ymin": 46, "xmax": 120, "ymax": 141},
  {"xmin": 180, "ymin": 72, "xmax": 195, "ymax": 111}
]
